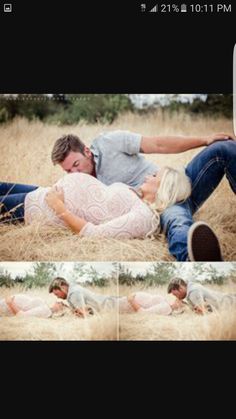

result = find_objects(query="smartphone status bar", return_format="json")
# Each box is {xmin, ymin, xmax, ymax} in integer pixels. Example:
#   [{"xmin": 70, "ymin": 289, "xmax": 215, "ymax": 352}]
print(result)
[{"xmin": 140, "ymin": 3, "xmax": 232, "ymax": 13}]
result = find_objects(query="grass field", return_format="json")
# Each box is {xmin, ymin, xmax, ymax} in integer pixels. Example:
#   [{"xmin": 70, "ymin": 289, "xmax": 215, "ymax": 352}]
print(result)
[{"xmin": 0, "ymin": 111, "xmax": 235, "ymax": 261}]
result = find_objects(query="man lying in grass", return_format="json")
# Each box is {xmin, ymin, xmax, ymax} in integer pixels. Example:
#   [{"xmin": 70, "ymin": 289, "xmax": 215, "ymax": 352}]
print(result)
[{"xmin": 167, "ymin": 277, "xmax": 236, "ymax": 314}]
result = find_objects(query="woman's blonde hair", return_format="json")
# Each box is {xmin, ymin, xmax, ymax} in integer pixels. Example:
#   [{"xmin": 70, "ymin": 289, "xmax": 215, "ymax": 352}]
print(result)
[
  {"xmin": 145, "ymin": 166, "xmax": 191, "ymax": 238},
  {"xmin": 153, "ymin": 166, "xmax": 191, "ymax": 212}
]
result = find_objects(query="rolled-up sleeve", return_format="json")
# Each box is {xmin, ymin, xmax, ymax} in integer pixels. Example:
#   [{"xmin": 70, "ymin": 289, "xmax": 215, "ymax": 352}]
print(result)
[
  {"xmin": 105, "ymin": 131, "xmax": 142, "ymax": 155},
  {"xmin": 188, "ymin": 291, "xmax": 204, "ymax": 308},
  {"xmin": 68, "ymin": 292, "xmax": 85, "ymax": 309}
]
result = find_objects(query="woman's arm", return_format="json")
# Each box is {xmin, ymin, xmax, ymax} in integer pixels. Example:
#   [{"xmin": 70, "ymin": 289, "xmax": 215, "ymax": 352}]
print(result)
[
  {"xmin": 139, "ymin": 301, "xmax": 172, "ymax": 315},
  {"xmin": 46, "ymin": 188, "xmax": 158, "ymax": 238},
  {"xmin": 57, "ymin": 210, "xmax": 87, "ymax": 233},
  {"xmin": 16, "ymin": 306, "xmax": 52, "ymax": 318},
  {"xmin": 80, "ymin": 204, "xmax": 158, "ymax": 238},
  {"xmin": 127, "ymin": 294, "xmax": 141, "ymax": 312},
  {"xmin": 45, "ymin": 188, "xmax": 87, "ymax": 234},
  {"xmin": 5, "ymin": 296, "xmax": 19, "ymax": 315}
]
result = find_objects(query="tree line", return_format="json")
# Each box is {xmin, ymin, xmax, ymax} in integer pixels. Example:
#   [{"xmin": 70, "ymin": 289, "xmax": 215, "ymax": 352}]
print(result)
[
  {"xmin": 118, "ymin": 262, "xmax": 236, "ymax": 286},
  {"xmin": 1, "ymin": 262, "xmax": 235, "ymax": 289},
  {"xmin": 0, "ymin": 262, "xmax": 117, "ymax": 289},
  {"xmin": 0, "ymin": 93, "xmax": 232, "ymax": 124}
]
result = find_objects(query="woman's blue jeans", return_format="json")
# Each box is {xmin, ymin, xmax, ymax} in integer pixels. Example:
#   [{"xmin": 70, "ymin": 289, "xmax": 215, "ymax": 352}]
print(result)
[
  {"xmin": 160, "ymin": 140, "xmax": 236, "ymax": 261},
  {"xmin": 0, "ymin": 182, "xmax": 38, "ymax": 222}
]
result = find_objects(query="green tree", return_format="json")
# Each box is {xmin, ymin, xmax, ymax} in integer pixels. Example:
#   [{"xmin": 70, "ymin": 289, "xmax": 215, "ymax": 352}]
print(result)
[
  {"xmin": 149, "ymin": 262, "xmax": 176, "ymax": 286},
  {"xmin": 118, "ymin": 263, "xmax": 137, "ymax": 286},
  {"xmin": 23, "ymin": 262, "xmax": 57, "ymax": 288},
  {"xmin": 86, "ymin": 266, "xmax": 109, "ymax": 287},
  {"xmin": 46, "ymin": 94, "xmax": 134, "ymax": 125},
  {"xmin": 0, "ymin": 267, "xmax": 14, "ymax": 287},
  {"xmin": 71, "ymin": 263, "xmax": 88, "ymax": 283},
  {"xmin": 192, "ymin": 263, "xmax": 226, "ymax": 285}
]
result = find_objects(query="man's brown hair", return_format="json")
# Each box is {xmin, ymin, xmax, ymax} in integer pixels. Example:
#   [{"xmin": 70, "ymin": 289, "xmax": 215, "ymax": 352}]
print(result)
[
  {"xmin": 167, "ymin": 277, "xmax": 187, "ymax": 294},
  {"xmin": 49, "ymin": 277, "xmax": 69, "ymax": 293},
  {"xmin": 51, "ymin": 134, "xmax": 86, "ymax": 164}
]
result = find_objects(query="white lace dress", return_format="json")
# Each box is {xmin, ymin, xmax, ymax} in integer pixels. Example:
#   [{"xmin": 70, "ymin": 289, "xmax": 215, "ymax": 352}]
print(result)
[
  {"xmin": 119, "ymin": 292, "xmax": 172, "ymax": 315},
  {"xmin": 25, "ymin": 173, "xmax": 159, "ymax": 239},
  {"xmin": 0, "ymin": 294, "xmax": 51, "ymax": 317}
]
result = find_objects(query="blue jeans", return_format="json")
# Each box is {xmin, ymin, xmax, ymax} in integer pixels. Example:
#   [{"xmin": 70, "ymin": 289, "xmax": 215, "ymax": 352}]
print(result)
[
  {"xmin": 160, "ymin": 140, "xmax": 236, "ymax": 261},
  {"xmin": 0, "ymin": 182, "xmax": 38, "ymax": 222}
]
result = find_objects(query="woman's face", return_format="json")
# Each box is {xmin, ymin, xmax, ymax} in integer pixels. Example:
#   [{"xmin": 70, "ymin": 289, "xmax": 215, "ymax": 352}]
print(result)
[
  {"xmin": 51, "ymin": 302, "xmax": 64, "ymax": 313},
  {"xmin": 141, "ymin": 168, "xmax": 165, "ymax": 199}
]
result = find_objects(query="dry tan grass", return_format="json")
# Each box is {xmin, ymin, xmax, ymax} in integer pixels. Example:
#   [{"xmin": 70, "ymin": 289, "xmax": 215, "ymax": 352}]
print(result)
[
  {"xmin": 0, "ymin": 285, "xmax": 118, "ymax": 341},
  {"xmin": 119, "ymin": 283, "xmax": 236, "ymax": 341},
  {"xmin": 0, "ymin": 111, "xmax": 235, "ymax": 261}
]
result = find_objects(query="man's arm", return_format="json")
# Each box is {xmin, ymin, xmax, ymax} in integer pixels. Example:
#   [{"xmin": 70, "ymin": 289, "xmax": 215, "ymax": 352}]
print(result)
[
  {"xmin": 188, "ymin": 291, "xmax": 206, "ymax": 315},
  {"xmin": 140, "ymin": 133, "xmax": 233, "ymax": 154},
  {"xmin": 69, "ymin": 292, "xmax": 88, "ymax": 318}
]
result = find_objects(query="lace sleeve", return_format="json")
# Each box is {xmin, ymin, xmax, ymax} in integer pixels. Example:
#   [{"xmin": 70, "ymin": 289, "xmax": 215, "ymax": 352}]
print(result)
[
  {"xmin": 139, "ymin": 302, "xmax": 172, "ymax": 315},
  {"xmin": 79, "ymin": 204, "xmax": 159, "ymax": 239}
]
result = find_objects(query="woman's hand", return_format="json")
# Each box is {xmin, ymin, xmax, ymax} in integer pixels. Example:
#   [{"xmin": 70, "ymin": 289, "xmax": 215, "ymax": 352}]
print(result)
[
  {"xmin": 127, "ymin": 293, "xmax": 141, "ymax": 312},
  {"xmin": 5, "ymin": 296, "xmax": 19, "ymax": 314},
  {"xmin": 45, "ymin": 187, "xmax": 66, "ymax": 215},
  {"xmin": 204, "ymin": 133, "xmax": 234, "ymax": 145},
  {"xmin": 127, "ymin": 293, "xmax": 136, "ymax": 304}
]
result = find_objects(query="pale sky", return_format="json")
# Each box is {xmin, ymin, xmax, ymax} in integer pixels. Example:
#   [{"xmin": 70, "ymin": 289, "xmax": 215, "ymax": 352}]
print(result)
[
  {"xmin": 0, "ymin": 262, "xmax": 234, "ymax": 281},
  {"xmin": 0, "ymin": 262, "xmax": 117, "ymax": 280}
]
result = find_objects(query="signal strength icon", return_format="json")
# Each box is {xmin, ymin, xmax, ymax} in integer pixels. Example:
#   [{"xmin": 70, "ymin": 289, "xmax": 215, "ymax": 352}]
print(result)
[{"xmin": 149, "ymin": 4, "xmax": 158, "ymax": 12}]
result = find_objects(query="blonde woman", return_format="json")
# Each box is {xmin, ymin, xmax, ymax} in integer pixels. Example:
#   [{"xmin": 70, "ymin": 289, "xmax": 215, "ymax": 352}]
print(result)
[
  {"xmin": 0, "ymin": 294, "xmax": 64, "ymax": 318},
  {"xmin": 21, "ymin": 167, "xmax": 191, "ymax": 239},
  {"xmin": 119, "ymin": 291, "xmax": 178, "ymax": 315}
]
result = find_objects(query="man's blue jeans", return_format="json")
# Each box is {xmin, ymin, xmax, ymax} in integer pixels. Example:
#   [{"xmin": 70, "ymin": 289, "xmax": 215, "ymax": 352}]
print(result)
[
  {"xmin": 160, "ymin": 140, "xmax": 236, "ymax": 261},
  {"xmin": 0, "ymin": 182, "xmax": 38, "ymax": 222}
]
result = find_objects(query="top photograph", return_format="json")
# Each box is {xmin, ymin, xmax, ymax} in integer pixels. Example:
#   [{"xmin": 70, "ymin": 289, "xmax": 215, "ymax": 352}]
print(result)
[{"xmin": 0, "ymin": 93, "xmax": 235, "ymax": 262}]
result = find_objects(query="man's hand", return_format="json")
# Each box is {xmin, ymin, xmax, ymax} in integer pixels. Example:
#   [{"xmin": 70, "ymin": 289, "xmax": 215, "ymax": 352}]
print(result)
[
  {"xmin": 204, "ymin": 133, "xmax": 234, "ymax": 145},
  {"xmin": 45, "ymin": 187, "xmax": 66, "ymax": 215},
  {"xmin": 193, "ymin": 305, "xmax": 205, "ymax": 315},
  {"xmin": 74, "ymin": 307, "xmax": 87, "ymax": 318}
]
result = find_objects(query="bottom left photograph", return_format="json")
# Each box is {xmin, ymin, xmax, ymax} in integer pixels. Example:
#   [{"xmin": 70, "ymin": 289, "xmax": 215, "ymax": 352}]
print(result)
[{"xmin": 0, "ymin": 262, "xmax": 119, "ymax": 341}]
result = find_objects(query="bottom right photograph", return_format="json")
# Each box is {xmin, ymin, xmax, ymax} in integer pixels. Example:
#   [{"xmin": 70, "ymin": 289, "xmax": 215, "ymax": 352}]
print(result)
[{"xmin": 118, "ymin": 262, "xmax": 236, "ymax": 341}]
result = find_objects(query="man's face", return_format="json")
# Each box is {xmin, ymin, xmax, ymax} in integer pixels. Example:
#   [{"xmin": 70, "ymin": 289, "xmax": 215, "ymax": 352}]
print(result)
[
  {"xmin": 60, "ymin": 148, "xmax": 94, "ymax": 174},
  {"xmin": 52, "ymin": 288, "xmax": 67, "ymax": 299},
  {"xmin": 171, "ymin": 285, "xmax": 186, "ymax": 300}
]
